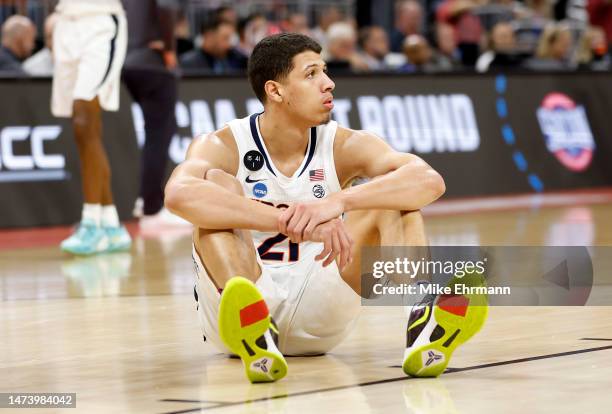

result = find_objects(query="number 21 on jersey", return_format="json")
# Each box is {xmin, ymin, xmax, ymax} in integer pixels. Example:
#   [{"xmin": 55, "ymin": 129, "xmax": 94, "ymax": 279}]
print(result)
[{"xmin": 254, "ymin": 202, "xmax": 300, "ymax": 262}]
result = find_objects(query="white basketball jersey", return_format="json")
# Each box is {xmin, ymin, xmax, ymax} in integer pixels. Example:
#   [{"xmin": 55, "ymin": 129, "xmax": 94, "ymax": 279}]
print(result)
[
  {"xmin": 227, "ymin": 113, "xmax": 342, "ymax": 268},
  {"xmin": 56, "ymin": 0, "xmax": 124, "ymax": 16}
]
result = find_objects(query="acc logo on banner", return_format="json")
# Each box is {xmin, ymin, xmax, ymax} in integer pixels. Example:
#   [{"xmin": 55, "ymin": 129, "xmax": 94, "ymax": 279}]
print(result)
[
  {"xmin": 0, "ymin": 125, "xmax": 67, "ymax": 183},
  {"xmin": 536, "ymin": 93, "xmax": 595, "ymax": 172}
]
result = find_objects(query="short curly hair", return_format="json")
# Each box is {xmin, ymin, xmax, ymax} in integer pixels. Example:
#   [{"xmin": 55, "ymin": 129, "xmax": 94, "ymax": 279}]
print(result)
[{"xmin": 248, "ymin": 33, "xmax": 322, "ymax": 103}]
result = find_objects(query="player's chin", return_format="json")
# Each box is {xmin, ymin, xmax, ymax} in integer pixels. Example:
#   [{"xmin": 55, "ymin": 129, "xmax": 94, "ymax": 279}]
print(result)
[
  {"xmin": 304, "ymin": 107, "xmax": 332, "ymax": 126},
  {"xmin": 318, "ymin": 109, "xmax": 332, "ymax": 125}
]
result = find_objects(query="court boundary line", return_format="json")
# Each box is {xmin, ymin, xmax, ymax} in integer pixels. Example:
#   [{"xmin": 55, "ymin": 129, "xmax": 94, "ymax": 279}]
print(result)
[
  {"xmin": 158, "ymin": 344, "xmax": 612, "ymax": 414},
  {"xmin": 580, "ymin": 337, "xmax": 612, "ymax": 341}
]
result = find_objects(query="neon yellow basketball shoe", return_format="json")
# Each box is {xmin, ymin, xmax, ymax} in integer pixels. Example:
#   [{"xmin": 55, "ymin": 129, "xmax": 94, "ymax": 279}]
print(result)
[
  {"xmin": 402, "ymin": 273, "xmax": 488, "ymax": 377},
  {"xmin": 219, "ymin": 276, "xmax": 288, "ymax": 383}
]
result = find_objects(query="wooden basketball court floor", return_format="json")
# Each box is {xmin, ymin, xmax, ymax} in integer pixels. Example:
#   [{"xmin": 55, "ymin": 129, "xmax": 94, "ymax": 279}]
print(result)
[{"xmin": 1, "ymin": 190, "xmax": 612, "ymax": 413}]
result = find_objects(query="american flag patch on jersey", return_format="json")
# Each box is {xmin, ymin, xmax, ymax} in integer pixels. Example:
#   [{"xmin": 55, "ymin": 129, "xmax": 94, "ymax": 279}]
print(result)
[{"xmin": 309, "ymin": 169, "xmax": 325, "ymax": 181}]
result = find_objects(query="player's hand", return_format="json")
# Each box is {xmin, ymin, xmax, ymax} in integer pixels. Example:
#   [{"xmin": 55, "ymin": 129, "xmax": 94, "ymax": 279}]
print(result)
[
  {"xmin": 279, "ymin": 195, "xmax": 345, "ymax": 243},
  {"xmin": 309, "ymin": 218, "xmax": 354, "ymax": 270}
]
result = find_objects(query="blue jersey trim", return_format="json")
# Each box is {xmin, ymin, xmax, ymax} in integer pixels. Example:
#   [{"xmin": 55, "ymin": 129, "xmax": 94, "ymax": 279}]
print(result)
[
  {"xmin": 297, "ymin": 127, "xmax": 317, "ymax": 177},
  {"xmin": 249, "ymin": 113, "xmax": 276, "ymax": 176}
]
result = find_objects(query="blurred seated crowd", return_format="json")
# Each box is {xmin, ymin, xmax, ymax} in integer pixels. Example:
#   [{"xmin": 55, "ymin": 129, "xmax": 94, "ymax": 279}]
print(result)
[{"xmin": 0, "ymin": 0, "xmax": 611, "ymax": 76}]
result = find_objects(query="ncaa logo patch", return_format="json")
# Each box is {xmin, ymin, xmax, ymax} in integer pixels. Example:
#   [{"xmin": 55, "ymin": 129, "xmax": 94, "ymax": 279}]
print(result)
[
  {"xmin": 253, "ymin": 182, "xmax": 268, "ymax": 198},
  {"xmin": 536, "ymin": 93, "xmax": 595, "ymax": 172},
  {"xmin": 312, "ymin": 184, "xmax": 325, "ymax": 198}
]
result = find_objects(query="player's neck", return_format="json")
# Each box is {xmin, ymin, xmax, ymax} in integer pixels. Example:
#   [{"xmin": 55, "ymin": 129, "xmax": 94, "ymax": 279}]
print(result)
[{"xmin": 258, "ymin": 110, "xmax": 310, "ymax": 158}]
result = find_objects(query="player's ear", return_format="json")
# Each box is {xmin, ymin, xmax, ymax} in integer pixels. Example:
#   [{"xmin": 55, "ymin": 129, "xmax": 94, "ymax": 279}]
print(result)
[{"xmin": 264, "ymin": 80, "xmax": 283, "ymax": 103}]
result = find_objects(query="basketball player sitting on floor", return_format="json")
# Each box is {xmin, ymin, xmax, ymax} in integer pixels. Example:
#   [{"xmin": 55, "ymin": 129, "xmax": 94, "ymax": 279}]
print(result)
[{"xmin": 165, "ymin": 33, "xmax": 487, "ymax": 383}]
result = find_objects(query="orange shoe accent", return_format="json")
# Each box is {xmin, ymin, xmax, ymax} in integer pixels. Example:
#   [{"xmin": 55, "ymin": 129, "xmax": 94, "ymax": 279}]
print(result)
[
  {"xmin": 239, "ymin": 299, "xmax": 269, "ymax": 327},
  {"xmin": 437, "ymin": 294, "xmax": 469, "ymax": 317}
]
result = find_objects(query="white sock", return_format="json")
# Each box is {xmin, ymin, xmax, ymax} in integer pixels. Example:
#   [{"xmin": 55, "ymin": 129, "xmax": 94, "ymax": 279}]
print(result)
[
  {"xmin": 82, "ymin": 203, "xmax": 101, "ymax": 226},
  {"xmin": 101, "ymin": 205, "xmax": 120, "ymax": 228}
]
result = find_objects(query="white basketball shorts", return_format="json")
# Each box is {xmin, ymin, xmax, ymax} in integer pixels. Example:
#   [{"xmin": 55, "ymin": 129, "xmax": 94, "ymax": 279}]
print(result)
[
  {"xmin": 192, "ymin": 244, "xmax": 362, "ymax": 356},
  {"xmin": 52, "ymin": 12, "xmax": 127, "ymax": 117}
]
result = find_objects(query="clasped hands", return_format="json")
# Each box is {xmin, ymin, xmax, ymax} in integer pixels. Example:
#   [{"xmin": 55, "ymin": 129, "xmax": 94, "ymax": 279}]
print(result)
[{"xmin": 277, "ymin": 196, "xmax": 353, "ymax": 270}]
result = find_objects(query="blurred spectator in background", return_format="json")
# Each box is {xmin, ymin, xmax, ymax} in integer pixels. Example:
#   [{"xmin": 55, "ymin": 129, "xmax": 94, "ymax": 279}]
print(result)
[
  {"xmin": 174, "ymin": 11, "xmax": 193, "ymax": 56},
  {"xmin": 311, "ymin": 5, "xmax": 344, "ymax": 50},
  {"xmin": 213, "ymin": 5, "xmax": 239, "ymax": 48},
  {"xmin": 576, "ymin": 25, "xmax": 610, "ymax": 69},
  {"xmin": 525, "ymin": 0, "xmax": 554, "ymax": 22},
  {"xmin": 236, "ymin": 16, "xmax": 250, "ymax": 57},
  {"xmin": 0, "ymin": 14, "xmax": 35, "ymax": 75},
  {"xmin": 435, "ymin": 22, "xmax": 461, "ymax": 69},
  {"xmin": 358, "ymin": 25, "xmax": 391, "ymax": 70},
  {"xmin": 283, "ymin": 12, "xmax": 311, "ymax": 36},
  {"xmin": 0, "ymin": 0, "xmax": 25, "ymax": 26},
  {"xmin": 476, "ymin": 21, "xmax": 522, "ymax": 72},
  {"xmin": 214, "ymin": 5, "xmax": 237, "ymax": 28},
  {"xmin": 492, "ymin": 0, "xmax": 531, "ymax": 20},
  {"xmin": 587, "ymin": 0, "xmax": 612, "ymax": 48},
  {"xmin": 553, "ymin": 0, "xmax": 587, "ymax": 22},
  {"xmin": 122, "ymin": 0, "xmax": 181, "ymax": 221},
  {"xmin": 399, "ymin": 34, "xmax": 436, "ymax": 71},
  {"xmin": 23, "ymin": 13, "xmax": 56, "ymax": 76},
  {"xmin": 0, "ymin": 0, "xmax": 608, "ymax": 78},
  {"xmin": 436, "ymin": 0, "xmax": 484, "ymax": 66},
  {"xmin": 525, "ymin": 22, "xmax": 575, "ymax": 69},
  {"xmin": 390, "ymin": 0, "xmax": 423, "ymax": 53},
  {"xmin": 324, "ymin": 21, "xmax": 369, "ymax": 73},
  {"xmin": 180, "ymin": 18, "xmax": 247, "ymax": 73},
  {"xmin": 236, "ymin": 13, "xmax": 270, "ymax": 57}
]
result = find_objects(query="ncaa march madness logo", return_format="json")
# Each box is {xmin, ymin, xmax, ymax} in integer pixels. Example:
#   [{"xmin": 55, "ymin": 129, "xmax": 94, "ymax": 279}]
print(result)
[{"xmin": 536, "ymin": 93, "xmax": 595, "ymax": 172}]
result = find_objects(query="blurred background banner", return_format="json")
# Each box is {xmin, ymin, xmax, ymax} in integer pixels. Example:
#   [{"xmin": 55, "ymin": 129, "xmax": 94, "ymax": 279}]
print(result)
[{"xmin": 1, "ymin": 71, "xmax": 611, "ymax": 228}]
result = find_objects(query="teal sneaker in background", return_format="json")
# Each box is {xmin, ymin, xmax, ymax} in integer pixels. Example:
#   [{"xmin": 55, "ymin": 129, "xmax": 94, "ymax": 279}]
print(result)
[
  {"xmin": 61, "ymin": 220, "xmax": 108, "ymax": 256},
  {"xmin": 104, "ymin": 225, "xmax": 132, "ymax": 253}
]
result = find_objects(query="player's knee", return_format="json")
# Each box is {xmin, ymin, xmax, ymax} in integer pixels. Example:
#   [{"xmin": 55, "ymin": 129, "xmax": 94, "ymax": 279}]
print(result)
[
  {"xmin": 205, "ymin": 169, "xmax": 243, "ymax": 195},
  {"xmin": 72, "ymin": 104, "xmax": 97, "ymax": 142},
  {"xmin": 72, "ymin": 112, "xmax": 88, "ymax": 138},
  {"xmin": 371, "ymin": 209, "xmax": 425, "ymax": 234},
  {"xmin": 357, "ymin": 209, "xmax": 394, "ymax": 227},
  {"xmin": 376, "ymin": 209, "xmax": 422, "ymax": 222},
  {"xmin": 400, "ymin": 210, "xmax": 424, "ymax": 226}
]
